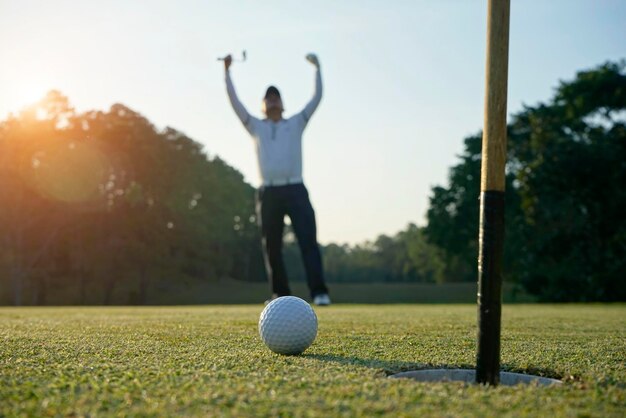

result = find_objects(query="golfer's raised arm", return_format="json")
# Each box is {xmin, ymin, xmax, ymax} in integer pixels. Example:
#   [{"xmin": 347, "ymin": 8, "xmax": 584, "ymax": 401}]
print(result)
[
  {"xmin": 301, "ymin": 56, "xmax": 323, "ymax": 125},
  {"xmin": 225, "ymin": 71, "xmax": 253, "ymax": 129}
]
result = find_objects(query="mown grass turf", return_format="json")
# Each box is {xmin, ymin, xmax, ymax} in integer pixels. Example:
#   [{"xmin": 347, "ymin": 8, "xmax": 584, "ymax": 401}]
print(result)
[{"xmin": 1, "ymin": 305, "xmax": 624, "ymax": 417}]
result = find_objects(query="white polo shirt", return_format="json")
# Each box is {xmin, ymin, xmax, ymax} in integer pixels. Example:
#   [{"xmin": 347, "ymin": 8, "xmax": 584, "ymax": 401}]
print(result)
[{"xmin": 225, "ymin": 68, "xmax": 322, "ymax": 186}]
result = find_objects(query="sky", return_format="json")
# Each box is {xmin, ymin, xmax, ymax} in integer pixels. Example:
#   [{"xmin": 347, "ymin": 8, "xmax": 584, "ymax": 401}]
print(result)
[{"xmin": 0, "ymin": 0, "xmax": 624, "ymax": 245}]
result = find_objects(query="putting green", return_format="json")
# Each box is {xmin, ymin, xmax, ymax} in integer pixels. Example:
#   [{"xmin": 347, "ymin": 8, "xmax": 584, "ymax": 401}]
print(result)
[{"xmin": 1, "ymin": 305, "xmax": 624, "ymax": 417}]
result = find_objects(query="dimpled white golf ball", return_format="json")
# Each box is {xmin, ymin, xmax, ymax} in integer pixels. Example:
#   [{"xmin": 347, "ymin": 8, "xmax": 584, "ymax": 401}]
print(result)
[{"xmin": 258, "ymin": 296, "xmax": 318, "ymax": 355}]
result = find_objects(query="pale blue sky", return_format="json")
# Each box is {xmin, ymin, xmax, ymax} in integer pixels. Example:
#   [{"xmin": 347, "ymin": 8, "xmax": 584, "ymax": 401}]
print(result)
[{"xmin": 0, "ymin": 1, "xmax": 624, "ymax": 244}]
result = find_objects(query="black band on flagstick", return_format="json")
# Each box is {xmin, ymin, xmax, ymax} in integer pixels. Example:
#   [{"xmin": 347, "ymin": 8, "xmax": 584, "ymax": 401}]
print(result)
[{"xmin": 476, "ymin": 190, "xmax": 505, "ymax": 385}]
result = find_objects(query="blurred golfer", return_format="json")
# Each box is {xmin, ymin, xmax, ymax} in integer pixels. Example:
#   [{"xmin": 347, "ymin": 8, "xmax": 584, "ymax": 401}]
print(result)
[{"xmin": 223, "ymin": 53, "xmax": 330, "ymax": 306}]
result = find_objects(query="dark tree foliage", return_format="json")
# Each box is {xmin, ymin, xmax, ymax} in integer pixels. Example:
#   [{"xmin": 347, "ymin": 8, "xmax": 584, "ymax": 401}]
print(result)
[
  {"xmin": 511, "ymin": 61, "xmax": 626, "ymax": 301},
  {"xmin": 424, "ymin": 134, "xmax": 525, "ymax": 283},
  {"xmin": 425, "ymin": 61, "xmax": 626, "ymax": 301},
  {"xmin": 0, "ymin": 92, "xmax": 264, "ymax": 305},
  {"xmin": 283, "ymin": 223, "xmax": 445, "ymax": 284}
]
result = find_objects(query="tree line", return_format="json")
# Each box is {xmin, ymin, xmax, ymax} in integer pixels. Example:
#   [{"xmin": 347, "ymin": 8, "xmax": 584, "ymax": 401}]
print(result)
[
  {"xmin": 424, "ymin": 61, "xmax": 625, "ymax": 301},
  {"xmin": 0, "ymin": 61, "xmax": 624, "ymax": 304},
  {"xmin": 0, "ymin": 93, "xmax": 264, "ymax": 305}
]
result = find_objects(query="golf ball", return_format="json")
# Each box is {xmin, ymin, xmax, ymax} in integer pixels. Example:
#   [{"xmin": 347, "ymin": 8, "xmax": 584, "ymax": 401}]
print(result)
[{"xmin": 258, "ymin": 296, "xmax": 318, "ymax": 355}]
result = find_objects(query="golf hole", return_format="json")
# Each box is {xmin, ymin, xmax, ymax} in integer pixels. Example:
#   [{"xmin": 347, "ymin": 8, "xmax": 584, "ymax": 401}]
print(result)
[{"xmin": 389, "ymin": 369, "xmax": 562, "ymax": 386}]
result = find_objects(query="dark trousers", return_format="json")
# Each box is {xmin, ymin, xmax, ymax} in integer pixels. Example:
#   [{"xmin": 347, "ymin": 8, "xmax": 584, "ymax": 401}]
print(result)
[{"xmin": 256, "ymin": 183, "xmax": 328, "ymax": 298}]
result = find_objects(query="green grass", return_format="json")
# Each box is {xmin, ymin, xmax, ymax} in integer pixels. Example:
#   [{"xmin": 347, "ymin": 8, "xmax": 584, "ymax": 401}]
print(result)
[
  {"xmin": 2, "ymin": 279, "xmax": 534, "ymax": 305},
  {"xmin": 157, "ymin": 280, "xmax": 534, "ymax": 304},
  {"xmin": 1, "ymin": 305, "xmax": 624, "ymax": 417}
]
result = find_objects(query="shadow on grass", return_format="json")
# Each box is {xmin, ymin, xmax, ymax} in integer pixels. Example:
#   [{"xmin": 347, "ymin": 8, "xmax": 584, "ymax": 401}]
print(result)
[
  {"xmin": 303, "ymin": 354, "xmax": 565, "ymax": 380},
  {"xmin": 302, "ymin": 353, "xmax": 474, "ymax": 376}
]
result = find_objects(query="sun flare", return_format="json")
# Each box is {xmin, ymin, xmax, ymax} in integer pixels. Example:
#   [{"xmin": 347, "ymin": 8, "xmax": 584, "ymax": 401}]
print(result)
[{"xmin": 10, "ymin": 78, "xmax": 56, "ymax": 111}]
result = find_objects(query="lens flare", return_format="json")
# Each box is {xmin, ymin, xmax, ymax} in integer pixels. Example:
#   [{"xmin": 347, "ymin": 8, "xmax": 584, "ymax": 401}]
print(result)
[{"xmin": 27, "ymin": 140, "xmax": 107, "ymax": 204}]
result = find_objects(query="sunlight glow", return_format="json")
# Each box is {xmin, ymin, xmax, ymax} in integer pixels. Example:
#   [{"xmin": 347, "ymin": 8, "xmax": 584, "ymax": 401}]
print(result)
[
  {"xmin": 26, "ymin": 141, "xmax": 107, "ymax": 204},
  {"xmin": 7, "ymin": 77, "xmax": 57, "ymax": 113}
]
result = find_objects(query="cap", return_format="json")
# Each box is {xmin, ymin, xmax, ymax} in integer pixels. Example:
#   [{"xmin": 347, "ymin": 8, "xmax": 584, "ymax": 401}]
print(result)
[{"xmin": 264, "ymin": 86, "xmax": 281, "ymax": 99}]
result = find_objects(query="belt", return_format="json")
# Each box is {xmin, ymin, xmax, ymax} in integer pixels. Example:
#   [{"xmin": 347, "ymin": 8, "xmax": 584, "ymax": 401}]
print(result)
[{"xmin": 263, "ymin": 177, "xmax": 303, "ymax": 187}]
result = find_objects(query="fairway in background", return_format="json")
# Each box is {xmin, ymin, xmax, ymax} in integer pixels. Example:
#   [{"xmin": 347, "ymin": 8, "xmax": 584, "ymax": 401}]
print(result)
[{"xmin": 0, "ymin": 280, "xmax": 534, "ymax": 305}]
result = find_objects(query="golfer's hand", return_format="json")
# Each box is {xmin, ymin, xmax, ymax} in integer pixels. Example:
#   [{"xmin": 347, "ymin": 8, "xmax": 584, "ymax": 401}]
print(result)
[
  {"xmin": 224, "ymin": 55, "xmax": 232, "ymax": 71},
  {"xmin": 305, "ymin": 53, "xmax": 320, "ymax": 69}
]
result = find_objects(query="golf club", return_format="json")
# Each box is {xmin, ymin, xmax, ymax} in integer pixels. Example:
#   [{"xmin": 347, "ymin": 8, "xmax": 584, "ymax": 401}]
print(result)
[{"xmin": 217, "ymin": 50, "xmax": 247, "ymax": 62}]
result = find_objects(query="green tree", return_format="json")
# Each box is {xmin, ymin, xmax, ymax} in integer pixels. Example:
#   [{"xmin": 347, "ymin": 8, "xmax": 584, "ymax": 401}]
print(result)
[
  {"xmin": 510, "ymin": 61, "xmax": 626, "ymax": 301},
  {"xmin": 425, "ymin": 60, "xmax": 626, "ymax": 301},
  {"xmin": 0, "ymin": 92, "xmax": 262, "ymax": 305},
  {"xmin": 424, "ymin": 134, "xmax": 524, "ymax": 283},
  {"xmin": 399, "ymin": 224, "xmax": 445, "ymax": 283}
]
